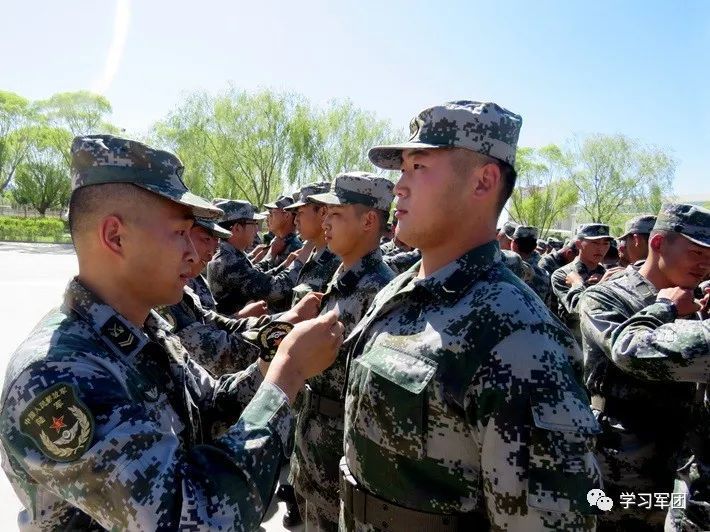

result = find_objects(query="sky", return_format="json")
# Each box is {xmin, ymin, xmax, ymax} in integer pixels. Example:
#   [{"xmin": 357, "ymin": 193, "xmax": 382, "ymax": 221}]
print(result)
[{"xmin": 2, "ymin": 0, "xmax": 709, "ymax": 196}]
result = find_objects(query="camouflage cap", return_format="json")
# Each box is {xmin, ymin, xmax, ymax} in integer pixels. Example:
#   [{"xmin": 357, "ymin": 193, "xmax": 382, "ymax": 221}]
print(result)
[
  {"xmin": 263, "ymin": 195, "xmax": 295, "ymax": 210},
  {"xmin": 513, "ymin": 225, "xmax": 539, "ymax": 240},
  {"xmin": 285, "ymin": 182, "xmax": 332, "ymax": 210},
  {"xmin": 653, "ymin": 203, "xmax": 710, "ymax": 248},
  {"xmin": 70, "ymin": 135, "xmax": 222, "ymax": 220},
  {"xmin": 499, "ymin": 221, "xmax": 518, "ymax": 240},
  {"xmin": 537, "ymin": 239, "xmax": 547, "ymax": 247},
  {"xmin": 310, "ymin": 171, "xmax": 394, "ymax": 211},
  {"xmin": 368, "ymin": 100, "xmax": 522, "ymax": 170},
  {"xmin": 619, "ymin": 214, "xmax": 657, "ymax": 239},
  {"xmin": 547, "ymin": 237, "xmax": 563, "ymax": 248},
  {"xmin": 194, "ymin": 218, "xmax": 232, "ymax": 239},
  {"xmin": 213, "ymin": 199, "xmax": 266, "ymax": 223},
  {"xmin": 576, "ymin": 223, "xmax": 612, "ymax": 240}
]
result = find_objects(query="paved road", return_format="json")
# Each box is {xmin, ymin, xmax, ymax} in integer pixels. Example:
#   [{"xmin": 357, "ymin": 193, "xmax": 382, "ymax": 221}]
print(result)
[{"xmin": 0, "ymin": 242, "xmax": 299, "ymax": 531}]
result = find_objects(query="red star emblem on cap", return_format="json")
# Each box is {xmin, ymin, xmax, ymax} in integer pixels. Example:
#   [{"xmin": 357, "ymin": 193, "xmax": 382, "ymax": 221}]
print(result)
[{"xmin": 50, "ymin": 416, "xmax": 66, "ymax": 432}]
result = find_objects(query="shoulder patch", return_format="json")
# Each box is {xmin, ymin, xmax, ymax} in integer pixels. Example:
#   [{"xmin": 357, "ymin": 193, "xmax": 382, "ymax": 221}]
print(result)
[
  {"xmin": 19, "ymin": 383, "xmax": 94, "ymax": 462},
  {"xmin": 100, "ymin": 315, "xmax": 139, "ymax": 354}
]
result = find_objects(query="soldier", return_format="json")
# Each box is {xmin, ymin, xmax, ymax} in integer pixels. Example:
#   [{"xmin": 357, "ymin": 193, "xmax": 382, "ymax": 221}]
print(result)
[
  {"xmin": 185, "ymin": 217, "xmax": 227, "ymax": 311},
  {"xmin": 255, "ymin": 195, "xmax": 303, "ymax": 270},
  {"xmin": 290, "ymin": 172, "xmax": 395, "ymax": 531},
  {"xmin": 0, "ymin": 135, "xmax": 344, "ymax": 530},
  {"xmin": 340, "ymin": 101, "xmax": 601, "ymax": 531},
  {"xmin": 579, "ymin": 204, "xmax": 709, "ymax": 530},
  {"xmin": 511, "ymin": 225, "xmax": 552, "ymax": 304},
  {"xmin": 206, "ymin": 199, "xmax": 303, "ymax": 314},
  {"xmin": 536, "ymin": 238, "xmax": 549, "ymax": 255},
  {"xmin": 617, "ymin": 214, "xmax": 656, "ymax": 267},
  {"xmin": 283, "ymin": 182, "xmax": 342, "ymax": 306},
  {"xmin": 548, "ymin": 236, "xmax": 563, "ymax": 251},
  {"xmin": 496, "ymin": 220, "xmax": 517, "ymax": 250},
  {"xmin": 539, "ymin": 239, "xmax": 577, "ymax": 276},
  {"xmin": 551, "ymin": 223, "xmax": 612, "ymax": 350}
]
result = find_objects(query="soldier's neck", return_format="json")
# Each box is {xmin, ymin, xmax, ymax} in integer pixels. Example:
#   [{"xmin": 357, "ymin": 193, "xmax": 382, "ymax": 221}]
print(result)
[
  {"xmin": 77, "ymin": 270, "xmax": 151, "ymax": 328},
  {"xmin": 638, "ymin": 259, "xmax": 672, "ymax": 290},
  {"xmin": 312, "ymin": 234, "xmax": 327, "ymax": 250},
  {"xmin": 340, "ymin": 239, "xmax": 379, "ymax": 270},
  {"xmin": 418, "ymin": 230, "xmax": 496, "ymax": 278}
]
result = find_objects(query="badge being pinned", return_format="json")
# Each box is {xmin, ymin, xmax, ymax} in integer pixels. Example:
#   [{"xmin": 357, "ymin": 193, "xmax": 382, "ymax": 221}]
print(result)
[{"xmin": 19, "ymin": 383, "xmax": 94, "ymax": 462}]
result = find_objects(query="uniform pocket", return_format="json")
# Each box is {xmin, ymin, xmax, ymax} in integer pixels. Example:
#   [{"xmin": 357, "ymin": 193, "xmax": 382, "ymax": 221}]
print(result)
[
  {"xmin": 350, "ymin": 343, "xmax": 437, "ymax": 460},
  {"xmin": 527, "ymin": 387, "xmax": 601, "ymax": 514}
]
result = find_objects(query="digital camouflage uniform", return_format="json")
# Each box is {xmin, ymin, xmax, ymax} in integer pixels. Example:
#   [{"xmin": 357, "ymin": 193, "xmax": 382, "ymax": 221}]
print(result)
[
  {"xmin": 256, "ymin": 195, "xmax": 303, "ymax": 271},
  {"xmin": 551, "ymin": 224, "xmax": 611, "ymax": 351},
  {"xmin": 539, "ymin": 249, "xmax": 569, "ymax": 276},
  {"xmin": 513, "ymin": 225, "xmax": 551, "ymax": 305},
  {"xmin": 607, "ymin": 204, "xmax": 710, "ymax": 532},
  {"xmin": 580, "ymin": 265, "xmax": 695, "ymax": 529},
  {"xmin": 501, "ymin": 248, "xmax": 535, "ymax": 284},
  {"xmin": 187, "ymin": 274, "xmax": 217, "ymax": 311},
  {"xmin": 283, "ymin": 182, "xmax": 342, "ymax": 306},
  {"xmin": 156, "ymin": 284, "xmax": 264, "ymax": 376},
  {"xmin": 383, "ymin": 248, "xmax": 421, "ymax": 274},
  {"xmin": 340, "ymin": 102, "xmax": 601, "ymax": 531},
  {"xmin": 290, "ymin": 172, "xmax": 396, "ymax": 531},
  {"xmin": 0, "ymin": 135, "xmax": 293, "ymax": 531},
  {"xmin": 206, "ymin": 200, "xmax": 303, "ymax": 314}
]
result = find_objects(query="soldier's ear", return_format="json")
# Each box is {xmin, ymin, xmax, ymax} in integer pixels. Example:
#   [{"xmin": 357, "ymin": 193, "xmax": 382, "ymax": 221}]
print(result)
[
  {"xmin": 99, "ymin": 214, "xmax": 125, "ymax": 256},
  {"xmin": 472, "ymin": 162, "xmax": 501, "ymax": 201},
  {"xmin": 649, "ymin": 233, "xmax": 664, "ymax": 251}
]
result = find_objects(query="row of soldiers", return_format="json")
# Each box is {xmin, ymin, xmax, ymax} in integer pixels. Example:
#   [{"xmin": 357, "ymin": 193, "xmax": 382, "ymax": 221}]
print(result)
[{"xmin": 0, "ymin": 100, "xmax": 708, "ymax": 532}]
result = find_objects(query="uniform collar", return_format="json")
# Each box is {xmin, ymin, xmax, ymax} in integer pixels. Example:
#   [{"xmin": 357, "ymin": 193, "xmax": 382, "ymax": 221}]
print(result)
[
  {"xmin": 411, "ymin": 240, "xmax": 501, "ymax": 304},
  {"xmin": 327, "ymin": 248, "xmax": 383, "ymax": 297},
  {"xmin": 62, "ymin": 278, "xmax": 160, "ymax": 360},
  {"xmin": 572, "ymin": 257, "xmax": 604, "ymax": 275}
]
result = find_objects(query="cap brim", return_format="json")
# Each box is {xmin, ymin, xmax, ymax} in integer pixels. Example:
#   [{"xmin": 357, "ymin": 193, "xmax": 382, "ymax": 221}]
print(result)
[
  {"xmin": 284, "ymin": 200, "xmax": 307, "ymax": 211},
  {"xmin": 309, "ymin": 192, "xmax": 346, "ymax": 206},
  {"xmin": 368, "ymin": 142, "xmax": 445, "ymax": 170},
  {"xmin": 194, "ymin": 218, "xmax": 232, "ymax": 239},
  {"xmin": 579, "ymin": 235, "xmax": 613, "ymax": 240},
  {"xmin": 263, "ymin": 202, "xmax": 278, "ymax": 209},
  {"xmin": 137, "ymin": 184, "xmax": 223, "ymax": 220},
  {"xmin": 679, "ymin": 232, "xmax": 710, "ymax": 248}
]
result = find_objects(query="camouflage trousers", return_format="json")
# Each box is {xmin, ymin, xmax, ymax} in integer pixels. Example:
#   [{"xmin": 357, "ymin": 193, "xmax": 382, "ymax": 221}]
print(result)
[
  {"xmin": 290, "ymin": 406, "xmax": 343, "ymax": 531},
  {"xmin": 594, "ymin": 410, "xmax": 675, "ymax": 531}
]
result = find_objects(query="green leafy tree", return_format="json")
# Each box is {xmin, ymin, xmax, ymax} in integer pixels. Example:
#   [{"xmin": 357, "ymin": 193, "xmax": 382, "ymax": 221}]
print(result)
[
  {"xmin": 0, "ymin": 91, "xmax": 37, "ymax": 192},
  {"xmin": 567, "ymin": 134, "xmax": 675, "ymax": 225},
  {"xmin": 508, "ymin": 145, "xmax": 578, "ymax": 236}
]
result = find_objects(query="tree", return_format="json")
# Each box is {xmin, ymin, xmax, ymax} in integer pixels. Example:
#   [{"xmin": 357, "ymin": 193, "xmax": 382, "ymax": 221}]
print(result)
[
  {"xmin": 567, "ymin": 134, "xmax": 675, "ymax": 225},
  {"xmin": 508, "ymin": 144, "xmax": 578, "ymax": 236},
  {"xmin": 34, "ymin": 91, "xmax": 117, "ymax": 167},
  {"xmin": 0, "ymin": 91, "xmax": 37, "ymax": 192},
  {"xmin": 290, "ymin": 99, "xmax": 400, "ymax": 184}
]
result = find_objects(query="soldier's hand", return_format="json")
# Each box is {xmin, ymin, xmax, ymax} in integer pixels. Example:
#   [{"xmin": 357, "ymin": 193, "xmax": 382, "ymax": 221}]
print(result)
[
  {"xmin": 265, "ymin": 310, "xmax": 344, "ymax": 402},
  {"xmin": 249, "ymin": 244, "xmax": 268, "ymax": 258},
  {"xmin": 235, "ymin": 300, "xmax": 268, "ymax": 318},
  {"xmin": 281, "ymin": 292, "xmax": 324, "ymax": 324},
  {"xmin": 658, "ymin": 287, "xmax": 700, "ymax": 317},
  {"xmin": 270, "ymin": 236, "xmax": 287, "ymax": 257},
  {"xmin": 294, "ymin": 241, "xmax": 315, "ymax": 263},
  {"xmin": 565, "ymin": 271, "xmax": 584, "ymax": 286},
  {"xmin": 599, "ymin": 267, "xmax": 624, "ymax": 283}
]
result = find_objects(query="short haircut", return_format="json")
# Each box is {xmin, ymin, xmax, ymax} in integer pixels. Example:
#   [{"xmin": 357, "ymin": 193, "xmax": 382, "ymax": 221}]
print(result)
[
  {"xmin": 450, "ymin": 148, "xmax": 517, "ymax": 215},
  {"xmin": 650, "ymin": 230, "xmax": 679, "ymax": 244},
  {"xmin": 352, "ymin": 204, "xmax": 389, "ymax": 235},
  {"xmin": 514, "ymin": 236, "xmax": 537, "ymax": 254},
  {"xmin": 68, "ymin": 183, "xmax": 163, "ymax": 249}
]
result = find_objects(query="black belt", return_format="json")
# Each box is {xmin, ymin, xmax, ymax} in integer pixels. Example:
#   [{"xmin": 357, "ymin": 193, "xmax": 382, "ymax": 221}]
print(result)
[
  {"xmin": 339, "ymin": 457, "xmax": 487, "ymax": 532},
  {"xmin": 304, "ymin": 384, "xmax": 344, "ymax": 418}
]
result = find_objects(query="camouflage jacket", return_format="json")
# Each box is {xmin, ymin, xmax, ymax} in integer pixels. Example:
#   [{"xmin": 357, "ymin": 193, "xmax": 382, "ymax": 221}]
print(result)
[
  {"xmin": 254, "ymin": 232, "xmax": 302, "ymax": 271},
  {"xmin": 207, "ymin": 241, "xmax": 302, "ymax": 314},
  {"xmin": 157, "ymin": 285, "xmax": 265, "ymax": 376},
  {"xmin": 186, "ymin": 274, "xmax": 217, "ymax": 311},
  {"xmin": 290, "ymin": 247, "xmax": 394, "ymax": 524},
  {"xmin": 609, "ymin": 302, "xmax": 710, "ymax": 531},
  {"xmin": 522, "ymin": 250, "xmax": 551, "ymax": 305},
  {"xmin": 290, "ymin": 246, "xmax": 341, "ymax": 306},
  {"xmin": 342, "ymin": 241, "xmax": 600, "ymax": 530},
  {"xmin": 0, "ymin": 279, "xmax": 292, "ymax": 531},
  {"xmin": 551, "ymin": 259, "xmax": 606, "ymax": 334},
  {"xmin": 538, "ymin": 250, "xmax": 567, "ymax": 276},
  {"xmin": 383, "ymin": 249, "xmax": 421, "ymax": 274}
]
